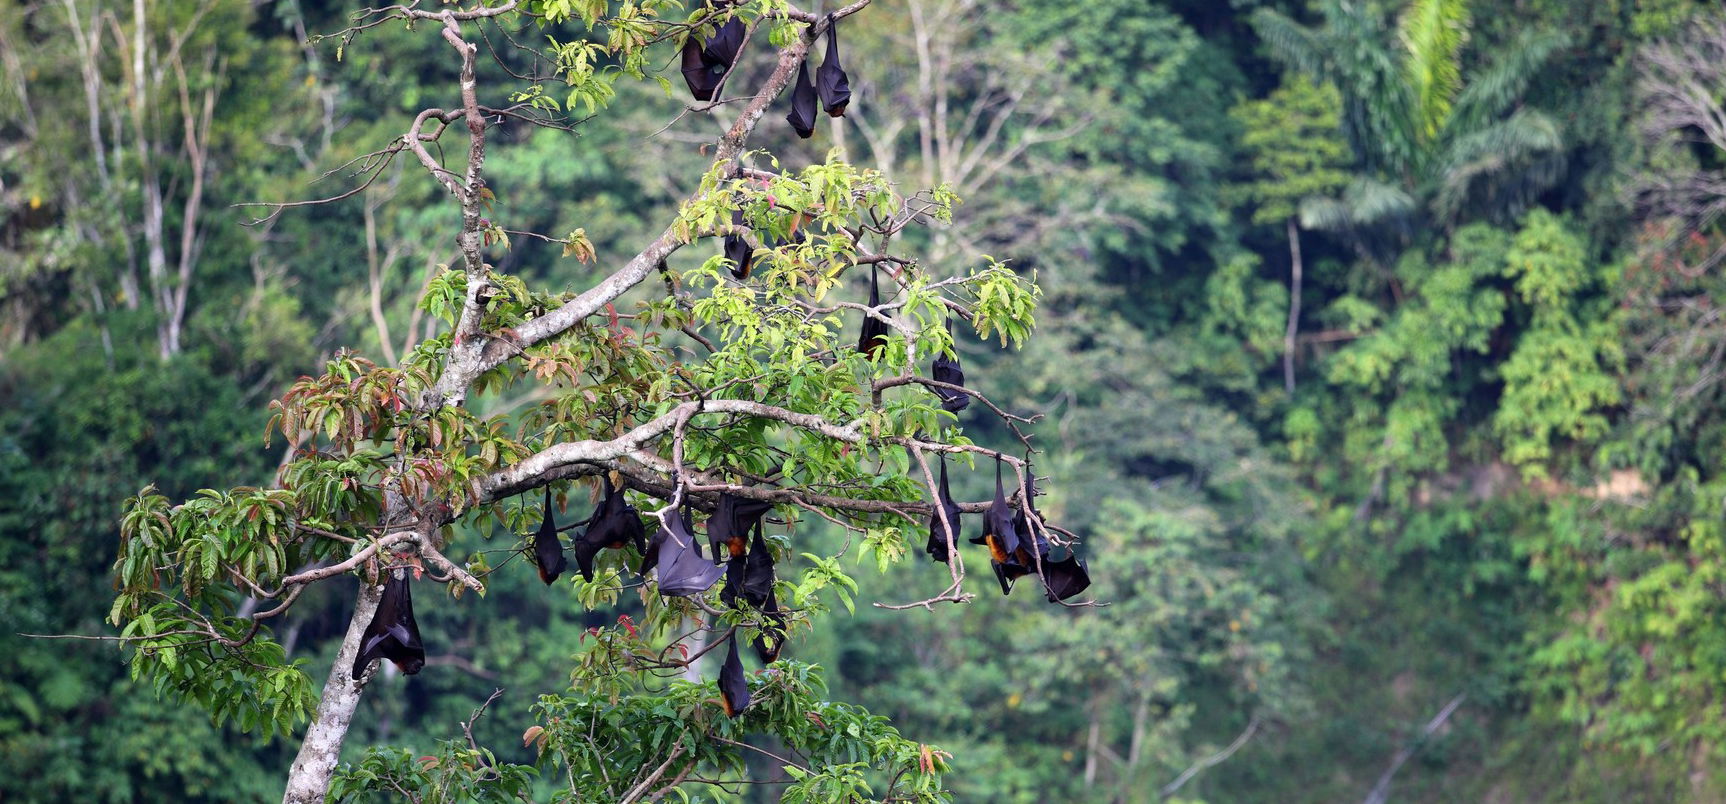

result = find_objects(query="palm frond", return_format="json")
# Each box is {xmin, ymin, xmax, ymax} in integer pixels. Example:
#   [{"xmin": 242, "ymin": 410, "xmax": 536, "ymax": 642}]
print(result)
[
  {"xmin": 1399, "ymin": 0, "xmax": 1470, "ymax": 141},
  {"xmin": 1450, "ymin": 29, "xmax": 1569, "ymax": 132},
  {"xmin": 1300, "ymin": 177, "xmax": 1417, "ymax": 231},
  {"xmin": 1250, "ymin": 8, "xmax": 1329, "ymax": 79},
  {"xmin": 1434, "ymin": 109, "xmax": 1564, "ymax": 220}
]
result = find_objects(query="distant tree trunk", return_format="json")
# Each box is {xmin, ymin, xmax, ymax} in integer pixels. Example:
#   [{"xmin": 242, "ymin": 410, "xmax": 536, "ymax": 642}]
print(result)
[
  {"xmin": 281, "ymin": 580, "xmax": 381, "ymax": 804},
  {"xmin": 1283, "ymin": 216, "xmax": 1304, "ymax": 394},
  {"xmin": 682, "ymin": 617, "xmax": 707, "ymax": 683}
]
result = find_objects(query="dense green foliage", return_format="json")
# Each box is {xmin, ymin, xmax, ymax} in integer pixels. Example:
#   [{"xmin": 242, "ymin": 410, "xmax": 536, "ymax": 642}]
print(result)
[{"xmin": 7, "ymin": 0, "xmax": 1726, "ymax": 800}]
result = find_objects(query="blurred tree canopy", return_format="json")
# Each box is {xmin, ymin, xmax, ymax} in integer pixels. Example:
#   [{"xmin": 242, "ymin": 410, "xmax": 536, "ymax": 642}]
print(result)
[{"xmin": 5, "ymin": 0, "xmax": 1726, "ymax": 801}]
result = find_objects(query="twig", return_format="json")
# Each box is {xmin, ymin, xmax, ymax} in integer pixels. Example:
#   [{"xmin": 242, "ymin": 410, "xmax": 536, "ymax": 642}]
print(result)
[
  {"xmin": 1360, "ymin": 695, "xmax": 1466, "ymax": 804},
  {"xmin": 1159, "ymin": 715, "xmax": 1261, "ymax": 798}
]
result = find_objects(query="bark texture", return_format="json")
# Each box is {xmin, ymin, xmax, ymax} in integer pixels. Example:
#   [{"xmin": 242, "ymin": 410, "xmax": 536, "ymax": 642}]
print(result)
[{"xmin": 281, "ymin": 580, "xmax": 381, "ymax": 804}]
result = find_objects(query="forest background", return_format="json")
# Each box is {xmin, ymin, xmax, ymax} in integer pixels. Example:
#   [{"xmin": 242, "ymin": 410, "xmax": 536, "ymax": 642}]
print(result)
[{"xmin": 6, "ymin": 0, "xmax": 1726, "ymax": 800}]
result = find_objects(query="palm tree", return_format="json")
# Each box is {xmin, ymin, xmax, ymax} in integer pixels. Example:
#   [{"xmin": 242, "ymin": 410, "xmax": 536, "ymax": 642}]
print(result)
[{"xmin": 1252, "ymin": 0, "xmax": 1568, "ymax": 233}]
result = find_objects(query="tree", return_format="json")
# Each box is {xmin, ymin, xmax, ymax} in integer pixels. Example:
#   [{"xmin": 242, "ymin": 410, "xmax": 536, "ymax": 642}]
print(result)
[
  {"xmin": 1253, "ymin": 0, "xmax": 1568, "ymax": 234},
  {"xmin": 1231, "ymin": 75, "xmax": 1352, "ymax": 392},
  {"xmin": 102, "ymin": 1, "xmax": 1081, "ymax": 801}
]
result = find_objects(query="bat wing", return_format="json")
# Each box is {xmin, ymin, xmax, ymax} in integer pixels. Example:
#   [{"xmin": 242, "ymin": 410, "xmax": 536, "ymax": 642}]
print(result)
[
  {"xmin": 680, "ymin": 37, "xmax": 714, "ymax": 100},
  {"xmin": 705, "ymin": 18, "xmax": 745, "ymax": 68},
  {"xmin": 720, "ymin": 552, "xmax": 747, "ymax": 607},
  {"xmin": 926, "ymin": 459, "xmax": 961, "ymax": 563},
  {"xmin": 718, "ymin": 634, "xmax": 752, "ymax": 717},
  {"xmin": 815, "ymin": 17, "xmax": 851, "ymax": 116},
  {"xmin": 532, "ymin": 488, "xmax": 566, "ymax": 585},
  {"xmin": 352, "ymin": 572, "xmax": 425, "ymax": 679},
  {"xmin": 1042, "ymin": 550, "xmax": 1092, "ymax": 602},
  {"xmin": 656, "ymin": 512, "xmax": 725, "ymax": 596},
  {"xmin": 724, "ymin": 210, "xmax": 753, "ymax": 279},
  {"xmin": 752, "ymin": 588, "xmax": 787, "ymax": 663},
  {"xmin": 786, "ymin": 58, "xmax": 818, "ymax": 138},
  {"xmin": 858, "ymin": 265, "xmax": 890, "ymax": 356},
  {"xmin": 741, "ymin": 526, "xmax": 775, "ymax": 608}
]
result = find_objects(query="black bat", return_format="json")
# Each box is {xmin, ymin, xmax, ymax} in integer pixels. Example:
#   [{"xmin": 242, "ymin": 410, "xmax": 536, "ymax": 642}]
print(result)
[
  {"xmin": 925, "ymin": 455, "xmax": 962, "ymax": 563},
  {"xmin": 718, "ymin": 632, "xmax": 752, "ymax": 717},
  {"xmin": 724, "ymin": 209, "xmax": 754, "ymax": 279},
  {"xmin": 708, "ymin": 492, "xmax": 774, "ymax": 566},
  {"xmin": 720, "ymin": 549, "xmax": 748, "ymax": 607},
  {"xmin": 741, "ymin": 522, "xmax": 775, "ymax": 607},
  {"xmin": 1041, "ymin": 548, "xmax": 1091, "ymax": 602},
  {"xmin": 815, "ymin": 15, "xmax": 851, "ymax": 117},
  {"xmin": 786, "ymin": 57, "xmax": 818, "ymax": 138},
  {"xmin": 531, "ymin": 487, "xmax": 567, "ymax": 585},
  {"xmin": 680, "ymin": 14, "xmax": 747, "ymax": 102},
  {"xmin": 571, "ymin": 477, "xmax": 647, "ymax": 583},
  {"xmin": 1011, "ymin": 458, "xmax": 1050, "ymax": 567},
  {"xmin": 752, "ymin": 587, "xmax": 788, "ymax": 663},
  {"xmin": 857, "ymin": 264, "xmax": 890, "ymax": 357},
  {"xmin": 931, "ymin": 318, "xmax": 970, "ymax": 412},
  {"xmin": 972, "ymin": 460, "xmax": 1030, "ymax": 595},
  {"xmin": 643, "ymin": 506, "xmax": 725, "ymax": 597},
  {"xmin": 351, "ymin": 569, "xmax": 425, "ymax": 680}
]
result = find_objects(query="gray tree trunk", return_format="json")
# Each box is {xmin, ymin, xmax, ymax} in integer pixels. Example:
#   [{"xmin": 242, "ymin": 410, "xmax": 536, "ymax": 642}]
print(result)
[
  {"xmin": 1283, "ymin": 216, "xmax": 1304, "ymax": 394},
  {"xmin": 281, "ymin": 580, "xmax": 381, "ymax": 804}
]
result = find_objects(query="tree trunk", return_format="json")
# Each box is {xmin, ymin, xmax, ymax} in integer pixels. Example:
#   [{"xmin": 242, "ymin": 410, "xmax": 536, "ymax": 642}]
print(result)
[
  {"xmin": 281, "ymin": 579, "xmax": 382, "ymax": 804},
  {"xmin": 1283, "ymin": 216, "xmax": 1304, "ymax": 394}
]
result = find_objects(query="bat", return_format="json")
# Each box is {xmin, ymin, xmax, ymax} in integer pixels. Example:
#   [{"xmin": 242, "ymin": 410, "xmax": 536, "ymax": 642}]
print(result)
[
  {"xmin": 707, "ymin": 492, "xmax": 773, "ymax": 567},
  {"xmin": 925, "ymin": 455, "xmax": 962, "ymax": 563},
  {"xmin": 741, "ymin": 523, "xmax": 775, "ymax": 608},
  {"xmin": 740, "ymin": 522, "xmax": 788, "ymax": 661},
  {"xmin": 720, "ymin": 550, "xmax": 748, "ymax": 607},
  {"xmin": 971, "ymin": 460, "xmax": 1031, "ymax": 595},
  {"xmin": 724, "ymin": 209, "xmax": 754, "ymax": 279},
  {"xmin": 680, "ymin": 14, "xmax": 747, "ymax": 102},
  {"xmin": 1040, "ymin": 548, "xmax": 1091, "ymax": 602},
  {"xmin": 1010, "ymin": 458, "xmax": 1050, "ymax": 568},
  {"xmin": 930, "ymin": 318, "xmax": 969, "ymax": 412},
  {"xmin": 815, "ymin": 15, "xmax": 851, "ymax": 117},
  {"xmin": 857, "ymin": 264, "xmax": 890, "ymax": 357},
  {"xmin": 971, "ymin": 459, "xmax": 1022, "ymax": 560},
  {"xmin": 642, "ymin": 506, "xmax": 725, "ymax": 597},
  {"xmin": 351, "ymin": 569, "xmax": 425, "ymax": 680},
  {"xmin": 786, "ymin": 57, "xmax": 818, "ymax": 138},
  {"xmin": 571, "ymin": 476, "xmax": 648, "ymax": 583},
  {"xmin": 718, "ymin": 632, "xmax": 752, "ymax": 717},
  {"xmin": 752, "ymin": 587, "xmax": 787, "ymax": 663},
  {"xmin": 531, "ymin": 487, "xmax": 568, "ymax": 585}
]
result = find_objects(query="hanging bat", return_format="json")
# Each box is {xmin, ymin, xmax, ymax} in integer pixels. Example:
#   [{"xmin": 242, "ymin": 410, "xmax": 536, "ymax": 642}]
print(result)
[
  {"xmin": 1011, "ymin": 458, "xmax": 1051, "ymax": 568},
  {"xmin": 707, "ymin": 492, "xmax": 774, "ymax": 567},
  {"xmin": 643, "ymin": 506, "xmax": 725, "ymax": 597},
  {"xmin": 351, "ymin": 569, "xmax": 425, "ymax": 680},
  {"xmin": 925, "ymin": 455, "xmax": 962, "ymax": 563},
  {"xmin": 724, "ymin": 209, "xmax": 754, "ymax": 279},
  {"xmin": 786, "ymin": 57, "xmax": 818, "ymax": 138},
  {"xmin": 931, "ymin": 318, "xmax": 970, "ymax": 412},
  {"xmin": 718, "ymin": 632, "xmax": 752, "ymax": 717},
  {"xmin": 741, "ymin": 522, "xmax": 775, "ymax": 608},
  {"xmin": 1041, "ymin": 548, "xmax": 1091, "ymax": 602},
  {"xmin": 680, "ymin": 14, "xmax": 747, "ymax": 102},
  {"xmin": 815, "ymin": 15, "xmax": 851, "ymax": 117},
  {"xmin": 857, "ymin": 264, "xmax": 891, "ymax": 357},
  {"xmin": 720, "ymin": 550, "xmax": 748, "ymax": 607},
  {"xmin": 971, "ymin": 459, "xmax": 1022, "ymax": 560},
  {"xmin": 971, "ymin": 460, "xmax": 1031, "ymax": 595},
  {"xmin": 571, "ymin": 476, "xmax": 648, "ymax": 583},
  {"xmin": 752, "ymin": 587, "xmax": 788, "ymax": 663},
  {"xmin": 531, "ymin": 487, "xmax": 568, "ymax": 585}
]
